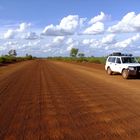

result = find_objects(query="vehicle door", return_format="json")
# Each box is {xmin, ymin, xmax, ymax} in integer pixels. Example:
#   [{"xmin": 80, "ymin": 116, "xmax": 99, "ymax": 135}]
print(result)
[
  {"xmin": 114, "ymin": 57, "xmax": 122, "ymax": 73},
  {"xmin": 109, "ymin": 57, "xmax": 116, "ymax": 72}
]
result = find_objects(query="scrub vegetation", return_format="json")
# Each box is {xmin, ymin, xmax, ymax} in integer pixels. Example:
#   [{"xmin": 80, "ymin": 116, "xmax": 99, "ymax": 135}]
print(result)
[
  {"xmin": 47, "ymin": 48, "xmax": 106, "ymax": 64},
  {"xmin": 0, "ymin": 49, "xmax": 34, "ymax": 64},
  {"xmin": 47, "ymin": 56, "xmax": 106, "ymax": 64}
]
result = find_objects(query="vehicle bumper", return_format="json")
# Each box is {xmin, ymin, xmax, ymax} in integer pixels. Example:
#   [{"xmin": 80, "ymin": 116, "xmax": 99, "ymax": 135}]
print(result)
[
  {"xmin": 128, "ymin": 70, "xmax": 137, "ymax": 76},
  {"xmin": 128, "ymin": 70, "xmax": 140, "ymax": 76}
]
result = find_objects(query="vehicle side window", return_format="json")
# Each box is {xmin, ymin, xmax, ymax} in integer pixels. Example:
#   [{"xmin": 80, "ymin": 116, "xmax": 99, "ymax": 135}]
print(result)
[
  {"xmin": 116, "ymin": 58, "xmax": 121, "ymax": 64},
  {"xmin": 108, "ymin": 57, "xmax": 116, "ymax": 63},
  {"xmin": 108, "ymin": 57, "xmax": 111, "ymax": 62},
  {"xmin": 108, "ymin": 57, "xmax": 112, "ymax": 62}
]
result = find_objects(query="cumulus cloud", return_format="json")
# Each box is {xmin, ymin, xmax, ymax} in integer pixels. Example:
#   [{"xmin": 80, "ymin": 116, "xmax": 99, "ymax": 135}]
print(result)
[
  {"xmin": 114, "ymin": 33, "xmax": 140, "ymax": 48},
  {"xmin": 101, "ymin": 34, "xmax": 116, "ymax": 44},
  {"xmin": 3, "ymin": 22, "xmax": 31, "ymax": 39},
  {"xmin": 81, "ymin": 34, "xmax": 140, "ymax": 53},
  {"xmin": 44, "ymin": 36, "xmax": 65, "ymax": 49},
  {"xmin": 20, "ymin": 40, "xmax": 41, "ymax": 53},
  {"xmin": 82, "ymin": 39, "xmax": 95, "ymax": 46},
  {"xmin": 88, "ymin": 12, "xmax": 108, "ymax": 24},
  {"xmin": 83, "ymin": 22, "xmax": 104, "ymax": 35},
  {"xmin": 79, "ymin": 18, "xmax": 87, "ymax": 27},
  {"xmin": 24, "ymin": 32, "xmax": 39, "ymax": 40},
  {"xmin": 108, "ymin": 12, "xmax": 140, "ymax": 33},
  {"xmin": 4, "ymin": 29, "xmax": 16, "ymax": 39},
  {"xmin": 66, "ymin": 38, "xmax": 73, "ymax": 45},
  {"xmin": 4, "ymin": 41, "xmax": 18, "ymax": 46},
  {"xmin": 66, "ymin": 38, "xmax": 79, "ymax": 51},
  {"xmin": 17, "ymin": 23, "xmax": 31, "ymax": 32},
  {"xmin": 82, "ymin": 39, "xmax": 101, "ymax": 49},
  {"xmin": 2, "ymin": 13, "xmax": 140, "ymax": 57},
  {"xmin": 81, "ymin": 34, "xmax": 116, "ymax": 50},
  {"xmin": 53, "ymin": 36, "xmax": 65, "ymax": 44},
  {"xmin": 42, "ymin": 15, "xmax": 80, "ymax": 36}
]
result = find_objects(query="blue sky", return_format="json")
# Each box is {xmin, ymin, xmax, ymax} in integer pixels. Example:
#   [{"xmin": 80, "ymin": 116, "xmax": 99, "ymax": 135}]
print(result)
[
  {"xmin": 0, "ymin": 0, "xmax": 140, "ymax": 57},
  {"xmin": 0, "ymin": 0, "xmax": 140, "ymax": 24}
]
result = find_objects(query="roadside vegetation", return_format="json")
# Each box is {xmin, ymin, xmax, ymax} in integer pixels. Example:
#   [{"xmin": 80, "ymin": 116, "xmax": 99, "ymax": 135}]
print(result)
[
  {"xmin": 0, "ymin": 49, "xmax": 34, "ymax": 64},
  {"xmin": 47, "ymin": 56, "xmax": 106, "ymax": 64},
  {"xmin": 47, "ymin": 48, "xmax": 140, "ymax": 64},
  {"xmin": 47, "ymin": 48, "xmax": 106, "ymax": 64}
]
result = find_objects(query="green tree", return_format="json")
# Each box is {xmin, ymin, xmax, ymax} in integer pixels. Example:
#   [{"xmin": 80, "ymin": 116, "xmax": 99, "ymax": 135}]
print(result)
[
  {"xmin": 8, "ymin": 49, "xmax": 17, "ymax": 57},
  {"xmin": 26, "ymin": 53, "xmax": 29, "ymax": 57},
  {"xmin": 78, "ymin": 53, "xmax": 85, "ymax": 58},
  {"xmin": 70, "ymin": 48, "xmax": 79, "ymax": 57},
  {"xmin": 26, "ymin": 53, "xmax": 33, "ymax": 60}
]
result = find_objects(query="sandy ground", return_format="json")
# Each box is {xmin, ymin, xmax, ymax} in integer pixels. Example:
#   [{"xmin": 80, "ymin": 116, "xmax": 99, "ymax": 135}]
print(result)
[{"xmin": 1, "ymin": 60, "xmax": 140, "ymax": 140}]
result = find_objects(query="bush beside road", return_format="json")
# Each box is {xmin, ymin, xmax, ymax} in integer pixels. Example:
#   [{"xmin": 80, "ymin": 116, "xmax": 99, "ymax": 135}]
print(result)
[
  {"xmin": 0, "ymin": 55, "xmax": 34, "ymax": 65},
  {"xmin": 47, "ymin": 57, "xmax": 107, "ymax": 64}
]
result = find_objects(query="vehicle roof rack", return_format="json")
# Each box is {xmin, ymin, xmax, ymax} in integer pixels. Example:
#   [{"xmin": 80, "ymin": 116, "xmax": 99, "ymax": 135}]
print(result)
[{"xmin": 109, "ymin": 52, "xmax": 133, "ymax": 56}]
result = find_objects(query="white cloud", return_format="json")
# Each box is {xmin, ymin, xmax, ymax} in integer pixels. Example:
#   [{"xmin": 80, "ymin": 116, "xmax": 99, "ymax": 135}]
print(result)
[
  {"xmin": 24, "ymin": 32, "xmax": 39, "ymax": 40},
  {"xmin": 17, "ymin": 23, "xmax": 31, "ymax": 32},
  {"xmin": 44, "ymin": 36, "xmax": 66, "ymax": 49},
  {"xmin": 82, "ymin": 39, "xmax": 101, "ymax": 49},
  {"xmin": 42, "ymin": 15, "xmax": 80, "ymax": 36},
  {"xmin": 89, "ymin": 12, "xmax": 107, "ymax": 24},
  {"xmin": 81, "ymin": 35, "xmax": 116, "ymax": 50},
  {"xmin": 82, "ymin": 39, "xmax": 95, "ymax": 45},
  {"xmin": 3, "ymin": 22, "xmax": 31, "ymax": 39},
  {"xmin": 4, "ymin": 29, "xmax": 16, "ymax": 39},
  {"xmin": 83, "ymin": 22, "xmax": 104, "ymax": 35},
  {"xmin": 82, "ymin": 34, "xmax": 140, "ymax": 52},
  {"xmin": 108, "ymin": 12, "xmax": 140, "ymax": 33},
  {"xmin": 21, "ymin": 41, "xmax": 40, "ymax": 51},
  {"xmin": 79, "ymin": 18, "xmax": 87, "ymax": 27},
  {"xmin": 66, "ymin": 38, "xmax": 74, "ymax": 45},
  {"xmin": 22, "ymin": 42, "xmax": 32, "ymax": 48},
  {"xmin": 115, "ymin": 33, "xmax": 140, "ymax": 48},
  {"xmin": 66, "ymin": 38, "xmax": 79, "ymax": 51},
  {"xmin": 66, "ymin": 45, "xmax": 73, "ymax": 51},
  {"xmin": 101, "ymin": 34, "xmax": 116, "ymax": 44},
  {"xmin": 2, "ymin": 13, "xmax": 140, "ymax": 57},
  {"xmin": 4, "ymin": 41, "xmax": 18, "ymax": 46},
  {"xmin": 53, "ymin": 36, "xmax": 65, "ymax": 44},
  {"xmin": 59, "ymin": 15, "xmax": 79, "ymax": 31}
]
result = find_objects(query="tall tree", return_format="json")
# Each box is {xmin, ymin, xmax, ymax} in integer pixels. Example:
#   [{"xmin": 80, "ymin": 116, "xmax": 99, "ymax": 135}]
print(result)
[
  {"xmin": 8, "ymin": 49, "xmax": 17, "ymax": 57},
  {"xmin": 70, "ymin": 48, "xmax": 79, "ymax": 57}
]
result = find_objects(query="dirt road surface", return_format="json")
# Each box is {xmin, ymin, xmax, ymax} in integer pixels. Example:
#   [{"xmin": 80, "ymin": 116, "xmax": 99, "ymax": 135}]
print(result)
[{"xmin": 1, "ymin": 60, "xmax": 140, "ymax": 140}]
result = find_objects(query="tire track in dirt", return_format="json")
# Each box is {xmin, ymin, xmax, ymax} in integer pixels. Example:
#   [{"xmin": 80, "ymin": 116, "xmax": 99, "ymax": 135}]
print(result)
[
  {"xmin": 0, "ymin": 61, "xmax": 38, "ymax": 139},
  {"xmin": 1, "ymin": 60, "xmax": 140, "ymax": 140}
]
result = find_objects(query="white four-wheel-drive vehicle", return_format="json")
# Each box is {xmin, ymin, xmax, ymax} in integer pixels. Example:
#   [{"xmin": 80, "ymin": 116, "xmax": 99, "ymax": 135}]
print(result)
[{"xmin": 105, "ymin": 52, "xmax": 140, "ymax": 79}]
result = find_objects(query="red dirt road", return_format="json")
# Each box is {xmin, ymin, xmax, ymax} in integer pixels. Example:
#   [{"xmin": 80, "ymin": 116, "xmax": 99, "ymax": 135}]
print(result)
[{"xmin": 1, "ymin": 60, "xmax": 140, "ymax": 140}]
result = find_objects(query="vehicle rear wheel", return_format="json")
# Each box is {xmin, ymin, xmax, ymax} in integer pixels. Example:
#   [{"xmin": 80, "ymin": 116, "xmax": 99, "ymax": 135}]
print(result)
[
  {"xmin": 122, "ymin": 69, "xmax": 129, "ymax": 79},
  {"xmin": 107, "ymin": 67, "xmax": 112, "ymax": 75}
]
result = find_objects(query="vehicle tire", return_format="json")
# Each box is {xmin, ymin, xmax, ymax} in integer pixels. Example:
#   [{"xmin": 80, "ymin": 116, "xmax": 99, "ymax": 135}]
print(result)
[
  {"xmin": 122, "ymin": 69, "xmax": 129, "ymax": 79},
  {"xmin": 107, "ymin": 67, "xmax": 112, "ymax": 75}
]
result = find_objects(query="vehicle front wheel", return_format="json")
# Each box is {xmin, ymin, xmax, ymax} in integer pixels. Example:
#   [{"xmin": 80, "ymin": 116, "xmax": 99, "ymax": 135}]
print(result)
[
  {"xmin": 122, "ymin": 69, "xmax": 129, "ymax": 79},
  {"xmin": 107, "ymin": 67, "xmax": 112, "ymax": 75}
]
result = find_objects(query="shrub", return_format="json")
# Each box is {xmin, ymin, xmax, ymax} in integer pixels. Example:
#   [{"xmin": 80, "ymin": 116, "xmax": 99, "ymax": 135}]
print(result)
[
  {"xmin": 0, "ymin": 55, "xmax": 34, "ymax": 64},
  {"xmin": 47, "ymin": 57, "xmax": 106, "ymax": 64}
]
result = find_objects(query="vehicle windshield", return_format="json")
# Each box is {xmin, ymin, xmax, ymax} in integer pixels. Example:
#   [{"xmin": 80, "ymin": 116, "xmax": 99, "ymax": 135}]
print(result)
[{"xmin": 121, "ymin": 57, "xmax": 138, "ymax": 63}]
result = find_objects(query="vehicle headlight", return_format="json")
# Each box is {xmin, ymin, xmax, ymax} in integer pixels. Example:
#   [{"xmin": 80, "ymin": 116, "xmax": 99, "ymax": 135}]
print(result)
[{"xmin": 128, "ymin": 67, "xmax": 135, "ymax": 70}]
